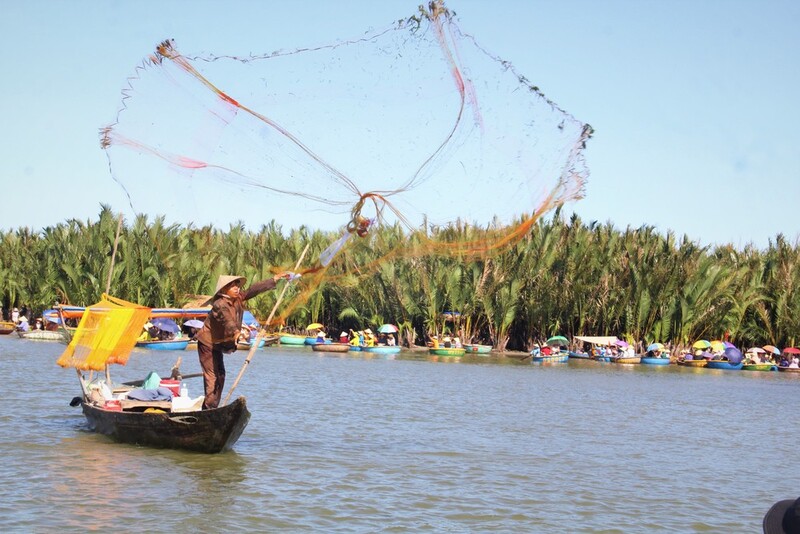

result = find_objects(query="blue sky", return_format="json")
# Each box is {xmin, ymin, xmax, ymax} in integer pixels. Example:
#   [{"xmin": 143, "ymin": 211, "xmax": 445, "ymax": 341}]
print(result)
[{"xmin": 2, "ymin": 0, "xmax": 798, "ymax": 248}]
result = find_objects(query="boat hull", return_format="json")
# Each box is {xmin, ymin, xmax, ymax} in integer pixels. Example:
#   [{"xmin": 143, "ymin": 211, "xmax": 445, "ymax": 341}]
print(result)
[
  {"xmin": 278, "ymin": 334, "xmax": 306, "ymax": 346},
  {"xmin": 136, "ymin": 339, "xmax": 190, "ymax": 350},
  {"xmin": 311, "ymin": 343, "xmax": 351, "ymax": 353},
  {"xmin": 236, "ymin": 336, "xmax": 275, "ymax": 351},
  {"xmin": 742, "ymin": 364, "xmax": 777, "ymax": 371},
  {"xmin": 463, "ymin": 344, "xmax": 492, "ymax": 354},
  {"xmin": 777, "ymin": 366, "xmax": 800, "ymax": 373},
  {"xmin": 640, "ymin": 357, "xmax": 671, "ymax": 365},
  {"xmin": 0, "ymin": 321, "xmax": 17, "ymax": 335},
  {"xmin": 18, "ymin": 330, "xmax": 66, "ymax": 342},
  {"xmin": 678, "ymin": 359, "xmax": 708, "ymax": 367},
  {"xmin": 705, "ymin": 361, "xmax": 743, "ymax": 370},
  {"xmin": 81, "ymin": 396, "xmax": 251, "ymax": 453},
  {"xmin": 612, "ymin": 356, "xmax": 641, "ymax": 364},
  {"xmin": 363, "ymin": 346, "xmax": 401, "ymax": 354},
  {"xmin": 531, "ymin": 353, "xmax": 569, "ymax": 363},
  {"xmin": 429, "ymin": 348, "xmax": 466, "ymax": 356},
  {"xmin": 568, "ymin": 351, "xmax": 591, "ymax": 359}
]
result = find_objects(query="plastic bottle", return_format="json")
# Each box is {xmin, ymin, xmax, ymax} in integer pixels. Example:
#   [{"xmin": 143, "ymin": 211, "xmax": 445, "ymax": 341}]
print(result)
[{"xmin": 180, "ymin": 383, "xmax": 188, "ymax": 397}]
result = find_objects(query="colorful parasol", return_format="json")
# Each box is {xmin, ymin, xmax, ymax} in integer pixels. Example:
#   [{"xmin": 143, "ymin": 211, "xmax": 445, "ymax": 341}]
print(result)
[{"xmin": 546, "ymin": 335, "xmax": 569, "ymax": 346}]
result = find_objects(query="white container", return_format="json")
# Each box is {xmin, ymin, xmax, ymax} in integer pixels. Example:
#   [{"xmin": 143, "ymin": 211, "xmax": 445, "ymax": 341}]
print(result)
[{"xmin": 180, "ymin": 384, "xmax": 188, "ymax": 397}]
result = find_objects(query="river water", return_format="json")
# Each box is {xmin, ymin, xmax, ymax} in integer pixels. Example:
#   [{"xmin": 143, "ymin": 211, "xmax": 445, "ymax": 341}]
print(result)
[{"xmin": 0, "ymin": 336, "xmax": 795, "ymax": 532}]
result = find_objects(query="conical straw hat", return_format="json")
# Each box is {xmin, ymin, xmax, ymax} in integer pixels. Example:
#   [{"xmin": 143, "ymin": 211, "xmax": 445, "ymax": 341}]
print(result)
[{"xmin": 202, "ymin": 275, "xmax": 246, "ymax": 306}]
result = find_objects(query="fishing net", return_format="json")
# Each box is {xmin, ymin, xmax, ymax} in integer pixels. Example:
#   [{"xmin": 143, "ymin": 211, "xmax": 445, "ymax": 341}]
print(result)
[
  {"xmin": 100, "ymin": 1, "xmax": 592, "ymax": 321},
  {"xmin": 57, "ymin": 294, "xmax": 151, "ymax": 371}
]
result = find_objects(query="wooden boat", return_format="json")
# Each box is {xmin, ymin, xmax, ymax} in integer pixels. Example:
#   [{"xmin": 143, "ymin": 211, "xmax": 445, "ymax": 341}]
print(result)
[
  {"xmin": 777, "ymin": 366, "xmax": 800, "ymax": 373},
  {"xmin": 0, "ymin": 321, "xmax": 16, "ymax": 335},
  {"xmin": 311, "ymin": 342, "xmax": 351, "ymax": 353},
  {"xmin": 612, "ymin": 356, "xmax": 641, "ymax": 364},
  {"xmin": 135, "ymin": 339, "xmax": 191, "ymax": 351},
  {"xmin": 278, "ymin": 334, "xmax": 307, "ymax": 346},
  {"xmin": 531, "ymin": 352, "xmax": 569, "ymax": 363},
  {"xmin": 362, "ymin": 345, "xmax": 401, "ymax": 355},
  {"xmin": 18, "ymin": 330, "xmax": 66, "ymax": 342},
  {"xmin": 705, "ymin": 361, "xmax": 743, "ymax": 370},
  {"xmin": 463, "ymin": 344, "xmax": 492, "ymax": 354},
  {"xmin": 429, "ymin": 347, "xmax": 466, "ymax": 356},
  {"xmin": 640, "ymin": 356, "xmax": 671, "ymax": 366},
  {"xmin": 742, "ymin": 363, "xmax": 778, "ymax": 372},
  {"xmin": 81, "ymin": 396, "xmax": 250, "ymax": 453},
  {"xmin": 678, "ymin": 359, "xmax": 707, "ymax": 368},
  {"xmin": 58, "ymin": 294, "xmax": 252, "ymax": 453}
]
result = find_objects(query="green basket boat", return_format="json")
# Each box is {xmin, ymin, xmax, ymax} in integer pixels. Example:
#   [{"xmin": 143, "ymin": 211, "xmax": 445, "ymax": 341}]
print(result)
[
  {"xmin": 429, "ymin": 347, "xmax": 466, "ymax": 356},
  {"xmin": 742, "ymin": 363, "xmax": 778, "ymax": 372},
  {"xmin": 463, "ymin": 344, "xmax": 492, "ymax": 354}
]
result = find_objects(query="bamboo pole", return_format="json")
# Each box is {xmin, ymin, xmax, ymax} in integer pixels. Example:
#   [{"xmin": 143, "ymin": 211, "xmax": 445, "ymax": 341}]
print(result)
[
  {"xmin": 104, "ymin": 214, "xmax": 124, "ymax": 387},
  {"xmin": 223, "ymin": 243, "xmax": 310, "ymax": 406}
]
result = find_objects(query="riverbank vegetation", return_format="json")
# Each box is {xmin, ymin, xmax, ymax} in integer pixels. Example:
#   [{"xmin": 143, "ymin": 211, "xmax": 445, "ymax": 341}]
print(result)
[{"xmin": 1, "ymin": 206, "xmax": 798, "ymax": 351}]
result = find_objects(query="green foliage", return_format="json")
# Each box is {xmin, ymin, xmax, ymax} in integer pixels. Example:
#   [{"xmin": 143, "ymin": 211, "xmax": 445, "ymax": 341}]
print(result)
[{"xmin": 1, "ymin": 207, "xmax": 798, "ymax": 351}]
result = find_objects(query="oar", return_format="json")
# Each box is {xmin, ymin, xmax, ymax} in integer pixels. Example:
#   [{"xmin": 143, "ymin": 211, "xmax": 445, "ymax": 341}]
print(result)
[{"xmin": 223, "ymin": 243, "xmax": 310, "ymax": 406}]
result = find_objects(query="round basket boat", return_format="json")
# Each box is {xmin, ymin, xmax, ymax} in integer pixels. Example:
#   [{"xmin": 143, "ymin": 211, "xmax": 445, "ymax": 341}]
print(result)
[
  {"xmin": 429, "ymin": 347, "xmax": 466, "ymax": 356},
  {"xmin": 463, "ymin": 344, "xmax": 492, "ymax": 354},
  {"xmin": 311, "ymin": 343, "xmax": 351, "ymax": 353},
  {"xmin": 678, "ymin": 359, "xmax": 707, "ymax": 368},
  {"xmin": 363, "ymin": 346, "xmax": 401, "ymax": 354}
]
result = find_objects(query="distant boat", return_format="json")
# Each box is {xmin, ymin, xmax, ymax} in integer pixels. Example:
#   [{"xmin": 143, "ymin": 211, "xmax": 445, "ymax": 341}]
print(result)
[
  {"xmin": 0, "ymin": 321, "xmax": 16, "ymax": 335},
  {"xmin": 429, "ymin": 347, "xmax": 466, "ymax": 356},
  {"xmin": 678, "ymin": 359, "xmax": 707, "ymax": 368},
  {"xmin": 611, "ymin": 356, "xmax": 641, "ymax": 364},
  {"xmin": 463, "ymin": 344, "xmax": 492, "ymax": 354},
  {"xmin": 278, "ymin": 334, "xmax": 306, "ymax": 346},
  {"xmin": 363, "ymin": 346, "xmax": 401, "ymax": 355},
  {"xmin": 705, "ymin": 361, "xmax": 743, "ymax": 370},
  {"xmin": 742, "ymin": 363, "xmax": 777, "ymax": 372},
  {"xmin": 135, "ymin": 339, "xmax": 190, "ymax": 351},
  {"xmin": 17, "ymin": 330, "xmax": 66, "ymax": 342},
  {"xmin": 568, "ymin": 351, "xmax": 591, "ymax": 359},
  {"xmin": 531, "ymin": 352, "xmax": 569, "ymax": 363},
  {"xmin": 236, "ymin": 335, "xmax": 278, "ymax": 350},
  {"xmin": 640, "ymin": 356, "xmax": 671, "ymax": 366},
  {"xmin": 777, "ymin": 366, "xmax": 800, "ymax": 373},
  {"xmin": 311, "ymin": 343, "xmax": 351, "ymax": 353}
]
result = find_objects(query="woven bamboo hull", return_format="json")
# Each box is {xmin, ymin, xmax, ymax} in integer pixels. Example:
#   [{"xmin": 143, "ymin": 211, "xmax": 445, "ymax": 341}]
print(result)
[{"xmin": 429, "ymin": 348, "xmax": 466, "ymax": 356}]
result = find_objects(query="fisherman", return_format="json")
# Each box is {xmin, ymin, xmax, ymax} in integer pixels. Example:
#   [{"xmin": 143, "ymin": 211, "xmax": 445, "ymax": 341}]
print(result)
[{"xmin": 196, "ymin": 272, "xmax": 293, "ymax": 410}]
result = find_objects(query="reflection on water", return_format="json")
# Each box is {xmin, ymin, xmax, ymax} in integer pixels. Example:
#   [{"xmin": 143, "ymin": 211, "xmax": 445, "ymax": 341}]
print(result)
[{"xmin": 0, "ymin": 337, "xmax": 796, "ymax": 531}]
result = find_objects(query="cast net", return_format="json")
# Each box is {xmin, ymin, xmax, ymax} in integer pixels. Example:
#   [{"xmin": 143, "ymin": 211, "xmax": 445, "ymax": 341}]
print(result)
[
  {"xmin": 57, "ymin": 295, "xmax": 152, "ymax": 370},
  {"xmin": 100, "ymin": 1, "xmax": 592, "ymax": 321}
]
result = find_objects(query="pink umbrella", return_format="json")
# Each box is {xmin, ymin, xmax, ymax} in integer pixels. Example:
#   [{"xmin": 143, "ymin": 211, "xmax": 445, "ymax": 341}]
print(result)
[
  {"xmin": 783, "ymin": 347, "xmax": 800, "ymax": 355},
  {"xmin": 615, "ymin": 340, "xmax": 629, "ymax": 348},
  {"xmin": 747, "ymin": 347, "xmax": 766, "ymax": 354}
]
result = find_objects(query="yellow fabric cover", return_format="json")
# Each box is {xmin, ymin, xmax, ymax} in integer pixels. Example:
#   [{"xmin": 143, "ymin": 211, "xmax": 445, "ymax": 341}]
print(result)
[{"xmin": 57, "ymin": 294, "xmax": 152, "ymax": 371}]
